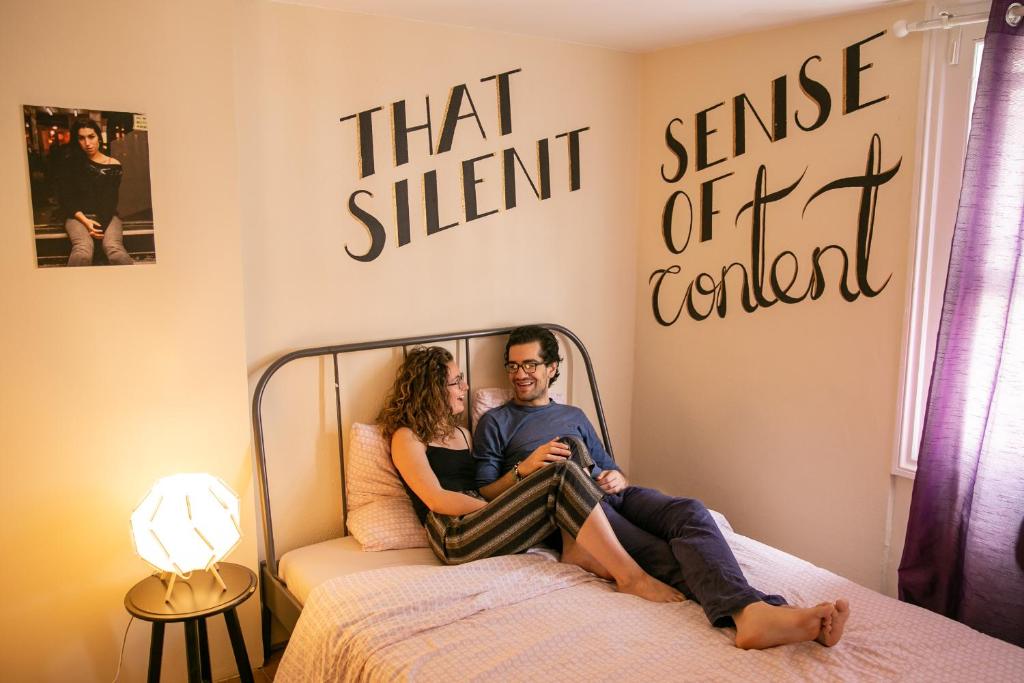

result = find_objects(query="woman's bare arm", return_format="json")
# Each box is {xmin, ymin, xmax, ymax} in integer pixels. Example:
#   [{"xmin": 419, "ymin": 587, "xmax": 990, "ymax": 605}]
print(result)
[{"xmin": 392, "ymin": 428, "xmax": 486, "ymax": 516}]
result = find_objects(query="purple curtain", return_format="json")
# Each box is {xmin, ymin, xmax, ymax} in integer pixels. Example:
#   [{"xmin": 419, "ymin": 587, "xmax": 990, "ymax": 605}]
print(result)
[{"xmin": 898, "ymin": 1, "xmax": 1024, "ymax": 647}]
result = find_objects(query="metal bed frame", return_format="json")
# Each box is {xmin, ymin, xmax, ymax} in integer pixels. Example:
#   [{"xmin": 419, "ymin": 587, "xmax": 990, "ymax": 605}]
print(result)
[{"xmin": 250, "ymin": 324, "xmax": 615, "ymax": 662}]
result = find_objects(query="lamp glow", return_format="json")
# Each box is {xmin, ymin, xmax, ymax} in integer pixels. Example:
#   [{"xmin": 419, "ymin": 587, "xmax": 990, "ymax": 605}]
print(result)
[{"xmin": 131, "ymin": 474, "xmax": 241, "ymax": 600}]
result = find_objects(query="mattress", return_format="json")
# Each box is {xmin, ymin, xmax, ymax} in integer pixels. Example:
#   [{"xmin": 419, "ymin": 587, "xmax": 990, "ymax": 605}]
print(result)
[
  {"xmin": 279, "ymin": 535, "xmax": 441, "ymax": 604},
  {"xmin": 278, "ymin": 512, "xmax": 731, "ymax": 605}
]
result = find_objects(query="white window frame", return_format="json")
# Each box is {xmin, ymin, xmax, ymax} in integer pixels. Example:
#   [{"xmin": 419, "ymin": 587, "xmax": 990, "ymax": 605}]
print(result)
[{"xmin": 894, "ymin": 1, "xmax": 989, "ymax": 478}]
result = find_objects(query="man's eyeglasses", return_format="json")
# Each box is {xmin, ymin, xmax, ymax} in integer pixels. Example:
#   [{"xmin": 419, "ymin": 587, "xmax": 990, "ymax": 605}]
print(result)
[
  {"xmin": 446, "ymin": 373, "xmax": 466, "ymax": 387},
  {"xmin": 504, "ymin": 361, "xmax": 547, "ymax": 374}
]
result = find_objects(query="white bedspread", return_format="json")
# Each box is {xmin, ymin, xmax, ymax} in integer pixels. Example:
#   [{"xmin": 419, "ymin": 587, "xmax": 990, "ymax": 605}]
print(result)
[{"xmin": 276, "ymin": 527, "xmax": 1024, "ymax": 682}]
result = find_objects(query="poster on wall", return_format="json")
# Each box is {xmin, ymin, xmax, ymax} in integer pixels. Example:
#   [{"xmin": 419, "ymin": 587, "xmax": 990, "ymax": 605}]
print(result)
[{"xmin": 23, "ymin": 104, "xmax": 156, "ymax": 268}]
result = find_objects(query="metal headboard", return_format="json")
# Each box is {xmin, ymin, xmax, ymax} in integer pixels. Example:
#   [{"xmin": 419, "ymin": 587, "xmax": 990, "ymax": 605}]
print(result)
[{"xmin": 250, "ymin": 323, "xmax": 613, "ymax": 659}]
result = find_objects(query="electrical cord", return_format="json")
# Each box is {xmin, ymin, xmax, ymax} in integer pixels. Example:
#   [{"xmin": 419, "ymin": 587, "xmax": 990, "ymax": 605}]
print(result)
[{"xmin": 110, "ymin": 616, "xmax": 135, "ymax": 683}]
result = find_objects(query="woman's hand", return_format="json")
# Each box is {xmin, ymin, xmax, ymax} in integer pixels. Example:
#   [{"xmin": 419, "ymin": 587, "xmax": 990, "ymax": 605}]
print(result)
[
  {"xmin": 520, "ymin": 439, "xmax": 572, "ymax": 476},
  {"xmin": 75, "ymin": 212, "xmax": 103, "ymax": 238}
]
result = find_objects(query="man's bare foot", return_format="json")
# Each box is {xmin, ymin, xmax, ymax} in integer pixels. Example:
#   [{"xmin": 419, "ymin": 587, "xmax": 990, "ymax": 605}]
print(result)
[
  {"xmin": 816, "ymin": 599, "xmax": 850, "ymax": 647},
  {"xmin": 561, "ymin": 536, "xmax": 613, "ymax": 580},
  {"xmin": 733, "ymin": 601, "xmax": 833, "ymax": 649},
  {"xmin": 616, "ymin": 573, "xmax": 685, "ymax": 603}
]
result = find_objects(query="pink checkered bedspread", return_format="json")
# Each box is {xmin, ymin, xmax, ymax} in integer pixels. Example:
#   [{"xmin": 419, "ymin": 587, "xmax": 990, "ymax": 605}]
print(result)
[{"xmin": 276, "ymin": 526, "xmax": 1024, "ymax": 682}]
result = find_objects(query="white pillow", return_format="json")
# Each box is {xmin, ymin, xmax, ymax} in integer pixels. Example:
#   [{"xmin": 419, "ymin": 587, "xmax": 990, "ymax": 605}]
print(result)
[
  {"xmin": 471, "ymin": 387, "xmax": 566, "ymax": 424},
  {"xmin": 345, "ymin": 422, "xmax": 428, "ymax": 551},
  {"xmin": 471, "ymin": 387, "xmax": 513, "ymax": 424}
]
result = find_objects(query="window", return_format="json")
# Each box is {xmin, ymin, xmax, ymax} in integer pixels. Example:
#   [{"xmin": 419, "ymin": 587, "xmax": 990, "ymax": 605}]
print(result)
[{"xmin": 895, "ymin": 2, "xmax": 989, "ymax": 477}]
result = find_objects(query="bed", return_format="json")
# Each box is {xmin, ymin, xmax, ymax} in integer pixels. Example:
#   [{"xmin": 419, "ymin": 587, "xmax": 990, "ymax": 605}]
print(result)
[{"xmin": 252, "ymin": 325, "xmax": 1024, "ymax": 682}]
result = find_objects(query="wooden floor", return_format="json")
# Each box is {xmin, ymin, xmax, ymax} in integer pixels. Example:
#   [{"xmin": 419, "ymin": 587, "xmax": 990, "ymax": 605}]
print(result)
[{"xmin": 223, "ymin": 648, "xmax": 282, "ymax": 682}]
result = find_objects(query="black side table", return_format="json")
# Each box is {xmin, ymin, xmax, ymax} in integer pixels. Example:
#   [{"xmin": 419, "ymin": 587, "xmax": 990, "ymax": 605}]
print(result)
[{"xmin": 125, "ymin": 562, "xmax": 257, "ymax": 683}]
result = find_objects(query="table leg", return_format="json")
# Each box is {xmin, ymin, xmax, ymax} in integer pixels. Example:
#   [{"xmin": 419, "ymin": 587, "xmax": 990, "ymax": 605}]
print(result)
[
  {"xmin": 184, "ymin": 619, "xmax": 202, "ymax": 683},
  {"xmin": 198, "ymin": 618, "xmax": 211, "ymax": 683},
  {"xmin": 147, "ymin": 622, "xmax": 165, "ymax": 683},
  {"xmin": 224, "ymin": 608, "xmax": 255, "ymax": 683}
]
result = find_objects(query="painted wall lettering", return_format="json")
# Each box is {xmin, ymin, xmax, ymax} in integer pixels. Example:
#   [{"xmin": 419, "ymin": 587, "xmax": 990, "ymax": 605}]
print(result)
[
  {"xmin": 650, "ymin": 30, "xmax": 897, "ymax": 323},
  {"xmin": 339, "ymin": 68, "xmax": 590, "ymax": 262}
]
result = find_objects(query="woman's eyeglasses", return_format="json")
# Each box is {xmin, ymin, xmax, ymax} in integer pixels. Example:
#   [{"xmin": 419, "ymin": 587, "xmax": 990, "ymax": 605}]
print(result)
[
  {"xmin": 504, "ymin": 361, "xmax": 546, "ymax": 374},
  {"xmin": 446, "ymin": 373, "xmax": 466, "ymax": 387}
]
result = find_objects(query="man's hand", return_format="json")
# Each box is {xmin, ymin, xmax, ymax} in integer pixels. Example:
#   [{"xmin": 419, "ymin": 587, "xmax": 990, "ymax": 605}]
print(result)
[
  {"xmin": 519, "ymin": 439, "xmax": 572, "ymax": 476},
  {"xmin": 596, "ymin": 469, "xmax": 627, "ymax": 494}
]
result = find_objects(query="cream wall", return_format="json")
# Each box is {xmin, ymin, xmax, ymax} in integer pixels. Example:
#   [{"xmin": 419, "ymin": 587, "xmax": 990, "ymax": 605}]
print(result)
[
  {"xmin": 0, "ymin": 1, "xmax": 258, "ymax": 681},
  {"xmin": 632, "ymin": 4, "xmax": 923, "ymax": 592},
  {"xmin": 1, "ymin": 1, "xmax": 930, "ymax": 679},
  {"xmin": 234, "ymin": 0, "xmax": 642, "ymax": 542}
]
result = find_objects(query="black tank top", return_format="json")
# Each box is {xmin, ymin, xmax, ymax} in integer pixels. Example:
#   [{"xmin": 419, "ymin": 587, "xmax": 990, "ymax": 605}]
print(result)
[{"xmin": 401, "ymin": 444, "xmax": 478, "ymax": 524}]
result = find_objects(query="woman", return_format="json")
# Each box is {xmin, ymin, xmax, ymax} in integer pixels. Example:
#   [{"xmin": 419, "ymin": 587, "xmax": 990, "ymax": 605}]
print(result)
[
  {"xmin": 379, "ymin": 346, "xmax": 682, "ymax": 603},
  {"xmin": 57, "ymin": 118, "xmax": 133, "ymax": 266}
]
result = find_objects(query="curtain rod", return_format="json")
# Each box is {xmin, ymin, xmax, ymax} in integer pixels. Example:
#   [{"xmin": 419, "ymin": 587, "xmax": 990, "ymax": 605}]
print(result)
[{"xmin": 894, "ymin": 3, "xmax": 1023, "ymax": 37}]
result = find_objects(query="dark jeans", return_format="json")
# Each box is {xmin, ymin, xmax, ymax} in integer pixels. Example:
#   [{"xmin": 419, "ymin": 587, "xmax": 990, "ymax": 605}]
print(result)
[{"xmin": 602, "ymin": 486, "xmax": 787, "ymax": 626}]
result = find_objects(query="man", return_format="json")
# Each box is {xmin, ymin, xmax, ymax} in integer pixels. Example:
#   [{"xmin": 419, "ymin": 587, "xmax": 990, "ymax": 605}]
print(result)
[{"xmin": 474, "ymin": 325, "xmax": 850, "ymax": 650}]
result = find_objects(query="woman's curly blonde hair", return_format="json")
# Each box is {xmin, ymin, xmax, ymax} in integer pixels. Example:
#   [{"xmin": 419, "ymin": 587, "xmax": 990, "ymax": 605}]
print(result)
[{"xmin": 378, "ymin": 346, "xmax": 460, "ymax": 444}]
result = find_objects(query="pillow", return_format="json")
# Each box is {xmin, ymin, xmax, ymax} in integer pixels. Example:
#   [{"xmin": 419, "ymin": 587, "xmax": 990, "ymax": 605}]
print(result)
[
  {"xmin": 471, "ymin": 387, "xmax": 513, "ymax": 424},
  {"xmin": 709, "ymin": 509, "xmax": 733, "ymax": 534},
  {"xmin": 471, "ymin": 387, "xmax": 566, "ymax": 424},
  {"xmin": 345, "ymin": 422, "xmax": 428, "ymax": 551}
]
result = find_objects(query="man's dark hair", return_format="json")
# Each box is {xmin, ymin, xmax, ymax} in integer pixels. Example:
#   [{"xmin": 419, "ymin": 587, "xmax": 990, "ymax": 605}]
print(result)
[{"xmin": 505, "ymin": 325, "xmax": 563, "ymax": 386}]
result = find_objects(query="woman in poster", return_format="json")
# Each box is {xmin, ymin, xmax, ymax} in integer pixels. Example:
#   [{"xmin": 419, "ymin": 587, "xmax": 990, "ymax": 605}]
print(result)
[{"xmin": 57, "ymin": 118, "xmax": 134, "ymax": 266}]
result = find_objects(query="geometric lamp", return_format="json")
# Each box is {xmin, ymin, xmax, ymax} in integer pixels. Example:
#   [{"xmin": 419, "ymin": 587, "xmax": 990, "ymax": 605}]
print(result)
[{"xmin": 130, "ymin": 473, "xmax": 241, "ymax": 601}]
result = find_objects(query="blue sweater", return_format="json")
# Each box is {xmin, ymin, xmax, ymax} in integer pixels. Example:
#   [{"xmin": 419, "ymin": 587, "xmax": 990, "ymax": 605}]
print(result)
[{"xmin": 473, "ymin": 400, "xmax": 619, "ymax": 487}]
